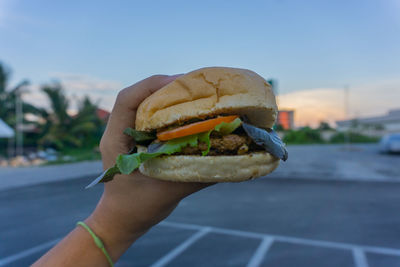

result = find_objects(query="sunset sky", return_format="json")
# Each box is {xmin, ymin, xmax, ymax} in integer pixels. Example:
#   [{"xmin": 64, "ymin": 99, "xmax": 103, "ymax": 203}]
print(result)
[{"xmin": 1, "ymin": 0, "xmax": 399, "ymax": 127}]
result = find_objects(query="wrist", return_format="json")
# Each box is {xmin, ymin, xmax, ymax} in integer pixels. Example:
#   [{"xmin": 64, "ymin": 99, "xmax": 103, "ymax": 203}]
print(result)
[{"xmin": 85, "ymin": 205, "xmax": 147, "ymax": 261}]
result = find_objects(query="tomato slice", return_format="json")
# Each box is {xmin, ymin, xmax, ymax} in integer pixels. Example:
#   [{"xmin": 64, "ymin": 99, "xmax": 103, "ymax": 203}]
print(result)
[{"xmin": 157, "ymin": 115, "xmax": 239, "ymax": 141}]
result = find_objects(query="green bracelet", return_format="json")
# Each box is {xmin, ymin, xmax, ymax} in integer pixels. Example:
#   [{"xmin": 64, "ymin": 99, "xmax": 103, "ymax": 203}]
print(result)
[{"xmin": 77, "ymin": 221, "xmax": 114, "ymax": 267}]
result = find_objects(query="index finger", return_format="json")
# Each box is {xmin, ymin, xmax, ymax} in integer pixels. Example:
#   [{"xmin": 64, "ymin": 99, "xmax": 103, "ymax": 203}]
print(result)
[
  {"xmin": 103, "ymin": 74, "xmax": 182, "ymax": 150},
  {"xmin": 114, "ymin": 74, "xmax": 182, "ymax": 114}
]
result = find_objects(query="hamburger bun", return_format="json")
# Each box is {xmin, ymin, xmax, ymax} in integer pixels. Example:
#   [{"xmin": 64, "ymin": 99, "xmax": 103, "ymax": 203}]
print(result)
[
  {"xmin": 136, "ymin": 67, "xmax": 278, "ymax": 131},
  {"xmin": 138, "ymin": 146, "xmax": 280, "ymax": 182}
]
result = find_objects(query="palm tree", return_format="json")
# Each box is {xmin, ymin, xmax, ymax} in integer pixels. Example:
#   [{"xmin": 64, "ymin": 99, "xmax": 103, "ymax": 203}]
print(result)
[
  {"xmin": 0, "ymin": 62, "xmax": 38, "ymax": 127},
  {"xmin": 39, "ymin": 83, "xmax": 103, "ymax": 150}
]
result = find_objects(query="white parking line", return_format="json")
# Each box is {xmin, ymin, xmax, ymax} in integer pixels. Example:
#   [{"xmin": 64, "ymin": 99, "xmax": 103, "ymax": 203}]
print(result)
[
  {"xmin": 150, "ymin": 227, "xmax": 211, "ymax": 267},
  {"xmin": 0, "ymin": 238, "xmax": 59, "ymax": 266},
  {"xmin": 3, "ymin": 221, "xmax": 400, "ymax": 266},
  {"xmin": 160, "ymin": 221, "xmax": 400, "ymax": 257},
  {"xmin": 353, "ymin": 248, "xmax": 369, "ymax": 267},
  {"xmin": 246, "ymin": 237, "xmax": 274, "ymax": 267},
  {"xmin": 160, "ymin": 221, "xmax": 203, "ymax": 231}
]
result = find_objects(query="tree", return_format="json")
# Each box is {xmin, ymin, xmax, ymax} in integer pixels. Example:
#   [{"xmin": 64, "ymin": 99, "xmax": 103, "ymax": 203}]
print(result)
[
  {"xmin": 274, "ymin": 124, "xmax": 285, "ymax": 131},
  {"xmin": 0, "ymin": 62, "xmax": 39, "ymax": 127},
  {"xmin": 283, "ymin": 127, "xmax": 324, "ymax": 144},
  {"xmin": 318, "ymin": 121, "xmax": 332, "ymax": 131},
  {"xmin": 39, "ymin": 83, "xmax": 103, "ymax": 150},
  {"xmin": 330, "ymin": 132, "xmax": 379, "ymax": 144}
]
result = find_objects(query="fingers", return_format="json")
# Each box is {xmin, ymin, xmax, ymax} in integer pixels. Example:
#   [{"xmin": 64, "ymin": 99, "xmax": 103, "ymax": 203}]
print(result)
[
  {"xmin": 101, "ymin": 74, "xmax": 182, "ymax": 154},
  {"xmin": 114, "ymin": 74, "xmax": 182, "ymax": 113}
]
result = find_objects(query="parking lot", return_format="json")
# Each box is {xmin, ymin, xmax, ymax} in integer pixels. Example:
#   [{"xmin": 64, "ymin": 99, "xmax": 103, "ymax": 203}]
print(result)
[
  {"xmin": 1, "ymin": 144, "xmax": 400, "ymax": 267},
  {"xmin": 1, "ymin": 176, "xmax": 400, "ymax": 266}
]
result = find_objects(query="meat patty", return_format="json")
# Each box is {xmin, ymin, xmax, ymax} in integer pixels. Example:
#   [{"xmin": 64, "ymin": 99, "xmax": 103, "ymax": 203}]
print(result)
[
  {"xmin": 210, "ymin": 134, "xmax": 250, "ymax": 151},
  {"xmin": 177, "ymin": 134, "xmax": 256, "ymax": 155}
]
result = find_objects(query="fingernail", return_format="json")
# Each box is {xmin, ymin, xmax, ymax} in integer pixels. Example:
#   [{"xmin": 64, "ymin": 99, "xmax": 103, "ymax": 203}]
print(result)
[{"xmin": 165, "ymin": 73, "xmax": 184, "ymax": 83}]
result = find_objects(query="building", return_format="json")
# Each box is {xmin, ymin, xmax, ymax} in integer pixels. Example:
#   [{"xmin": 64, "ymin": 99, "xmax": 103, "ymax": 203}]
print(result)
[
  {"xmin": 96, "ymin": 108, "xmax": 110, "ymax": 123},
  {"xmin": 336, "ymin": 109, "xmax": 400, "ymax": 136},
  {"xmin": 277, "ymin": 110, "xmax": 295, "ymax": 130},
  {"xmin": 0, "ymin": 119, "xmax": 14, "ymax": 138}
]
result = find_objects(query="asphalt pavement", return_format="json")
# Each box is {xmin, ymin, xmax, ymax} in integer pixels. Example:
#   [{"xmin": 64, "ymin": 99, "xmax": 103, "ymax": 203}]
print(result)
[
  {"xmin": 270, "ymin": 144, "xmax": 400, "ymax": 181},
  {"xmin": 1, "ymin": 175, "xmax": 400, "ymax": 267}
]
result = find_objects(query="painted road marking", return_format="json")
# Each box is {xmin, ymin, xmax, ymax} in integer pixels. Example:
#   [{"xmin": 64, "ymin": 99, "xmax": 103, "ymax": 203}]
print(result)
[
  {"xmin": 0, "ymin": 238, "xmax": 59, "ymax": 266},
  {"xmin": 3, "ymin": 221, "xmax": 400, "ymax": 266},
  {"xmin": 150, "ymin": 227, "xmax": 211, "ymax": 267},
  {"xmin": 353, "ymin": 248, "xmax": 369, "ymax": 267},
  {"xmin": 160, "ymin": 221, "xmax": 400, "ymax": 257},
  {"xmin": 246, "ymin": 237, "xmax": 274, "ymax": 267}
]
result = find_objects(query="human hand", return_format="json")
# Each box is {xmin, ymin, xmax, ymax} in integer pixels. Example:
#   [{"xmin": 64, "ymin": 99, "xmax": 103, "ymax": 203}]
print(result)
[{"xmin": 86, "ymin": 75, "xmax": 212, "ymax": 260}]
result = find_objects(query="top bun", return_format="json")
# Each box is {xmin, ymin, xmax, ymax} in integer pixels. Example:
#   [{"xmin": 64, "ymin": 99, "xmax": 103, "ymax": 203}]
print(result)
[{"xmin": 136, "ymin": 67, "xmax": 278, "ymax": 131}]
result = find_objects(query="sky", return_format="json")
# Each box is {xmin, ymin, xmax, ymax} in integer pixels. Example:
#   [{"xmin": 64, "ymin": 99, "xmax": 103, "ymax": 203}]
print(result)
[{"xmin": 1, "ymin": 0, "xmax": 400, "ymax": 127}]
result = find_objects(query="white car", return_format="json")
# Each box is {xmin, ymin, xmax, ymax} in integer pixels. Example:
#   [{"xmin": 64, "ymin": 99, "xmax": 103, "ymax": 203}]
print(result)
[{"xmin": 380, "ymin": 133, "xmax": 400, "ymax": 153}]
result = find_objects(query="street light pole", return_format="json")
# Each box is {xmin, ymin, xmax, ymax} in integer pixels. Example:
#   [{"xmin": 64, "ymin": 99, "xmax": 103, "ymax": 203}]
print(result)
[
  {"xmin": 344, "ymin": 85, "xmax": 350, "ymax": 150},
  {"xmin": 15, "ymin": 91, "xmax": 23, "ymax": 156}
]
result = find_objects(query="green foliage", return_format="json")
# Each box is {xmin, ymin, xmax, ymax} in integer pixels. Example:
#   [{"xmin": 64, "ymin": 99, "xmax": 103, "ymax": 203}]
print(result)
[
  {"xmin": 1, "ymin": 62, "xmax": 106, "ymax": 160},
  {"xmin": 39, "ymin": 83, "xmax": 104, "ymax": 150},
  {"xmin": 0, "ymin": 62, "xmax": 40, "ymax": 127},
  {"xmin": 0, "ymin": 139, "xmax": 7, "ymax": 156},
  {"xmin": 318, "ymin": 121, "xmax": 332, "ymax": 131},
  {"xmin": 283, "ymin": 127, "xmax": 324, "ymax": 144},
  {"xmin": 274, "ymin": 124, "xmax": 285, "ymax": 131},
  {"xmin": 330, "ymin": 132, "xmax": 379, "ymax": 144}
]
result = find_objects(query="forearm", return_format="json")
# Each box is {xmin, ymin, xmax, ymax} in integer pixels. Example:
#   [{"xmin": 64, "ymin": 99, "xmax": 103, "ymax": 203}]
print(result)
[
  {"xmin": 32, "ymin": 197, "xmax": 145, "ymax": 267},
  {"xmin": 33, "ymin": 174, "xmax": 185, "ymax": 266},
  {"xmin": 32, "ymin": 217, "xmax": 140, "ymax": 267},
  {"xmin": 32, "ymin": 224, "xmax": 109, "ymax": 267}
]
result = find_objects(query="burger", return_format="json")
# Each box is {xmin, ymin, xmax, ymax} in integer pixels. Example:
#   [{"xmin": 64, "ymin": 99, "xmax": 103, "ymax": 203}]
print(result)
[{"xmin": 87, "ymin": 67, "xmax": 287, "ymax": 187}]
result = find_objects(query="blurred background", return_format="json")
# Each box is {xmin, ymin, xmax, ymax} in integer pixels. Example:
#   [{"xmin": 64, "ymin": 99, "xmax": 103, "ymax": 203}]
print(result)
[{"xmin": 0, "ymin": 1, "xmax": 399, "ymax": 266}]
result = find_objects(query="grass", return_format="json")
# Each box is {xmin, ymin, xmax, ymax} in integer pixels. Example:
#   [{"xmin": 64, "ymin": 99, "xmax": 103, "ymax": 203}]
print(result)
[{"xmin": 44, "ymin": 147, "xmax": 101, "ymax": 165}]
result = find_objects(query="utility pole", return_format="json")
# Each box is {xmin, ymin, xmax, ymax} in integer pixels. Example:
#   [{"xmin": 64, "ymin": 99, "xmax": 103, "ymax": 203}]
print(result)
[
  {"xmin": 344, "ymin": 85, "xmax": 350, "ymax": 150},
  {"xmin": 267, "ymin": 79, "xmax": 278, "ymax": 106},
  {"xmin": 15, "ymin": 91, "xmax": 23, "ymax": 156}
]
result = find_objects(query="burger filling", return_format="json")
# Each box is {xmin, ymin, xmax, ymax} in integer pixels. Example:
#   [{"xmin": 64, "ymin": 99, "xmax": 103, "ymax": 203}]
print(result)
[
  {"xmin": 177, "ymin": 133, "xmax": 262, "ymax": 156},
  {"xmin": 86, "ymin": 115, "xmax": 288, "ymax": 187}
]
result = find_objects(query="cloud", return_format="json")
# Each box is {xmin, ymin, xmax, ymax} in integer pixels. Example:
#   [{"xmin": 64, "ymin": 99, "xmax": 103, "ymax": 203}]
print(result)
[
  {"xmin": 23, "ymin": 73, "xmax": 123, "ymax": 112},
  {"xmin": 278, "ymin": 88, "xmax": 345, "ymax": 128},
  {"xmin": 278, "ymin": 79, "xmax": 400, "ymax": 128},
  {"xmin": 22, "ymin": 74, "xmax": 400, "ymax": 129},
  {"xmin": 52, "ymin": 72, "xmax": 122, "ymax": 94}
]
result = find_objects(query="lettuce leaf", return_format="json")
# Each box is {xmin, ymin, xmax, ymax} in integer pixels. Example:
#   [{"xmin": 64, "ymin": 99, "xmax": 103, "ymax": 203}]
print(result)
[
  {"xmin": 86, "ymin": 118, "xmax": 242, "ymax": 188},
  {"xmin": 214, "ymin": 118, "xmax": 242, "ymax": 135},
  {"xmin": 123, "ymin": 128, "xmax": 156, "ymax": 142},
  {"xmin": 117, "ymin": 134, "xmax": 200, "ymax": 175},
  {"xmin": 198, "ymin": 131, "xmax": 212, "ymax": 156},
  {"xmin": 85, "ymin": 166, "xmax": 120, "ymax": 189},
  {"xmin": 86, "ymin": 134, "xmax": 201, "ymax": 188}
]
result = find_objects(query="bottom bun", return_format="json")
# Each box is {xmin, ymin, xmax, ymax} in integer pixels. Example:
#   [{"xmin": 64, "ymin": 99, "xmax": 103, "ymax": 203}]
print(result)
[{"xmin": 138, "ymin": 151, "xmax": 280, "ymax": 182}]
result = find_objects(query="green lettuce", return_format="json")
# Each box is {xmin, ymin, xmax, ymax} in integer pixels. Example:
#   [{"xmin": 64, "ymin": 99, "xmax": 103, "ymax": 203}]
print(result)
[
  {"xmin": 86, "ymin": 118, "xmax": 242, "ymax": 188},
  {"xmin": 123, "ymin": 128, "xmax": 156, "ymax": 142},
  {"xmin": 214, "ymin": 117, "xmax": 242, "ymax": 135}
]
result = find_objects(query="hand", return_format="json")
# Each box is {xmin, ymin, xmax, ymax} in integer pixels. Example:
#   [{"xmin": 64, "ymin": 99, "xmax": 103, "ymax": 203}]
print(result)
[{"xmin": 86, "ymin": 75, "xmax": 212, "ymax": 260}]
